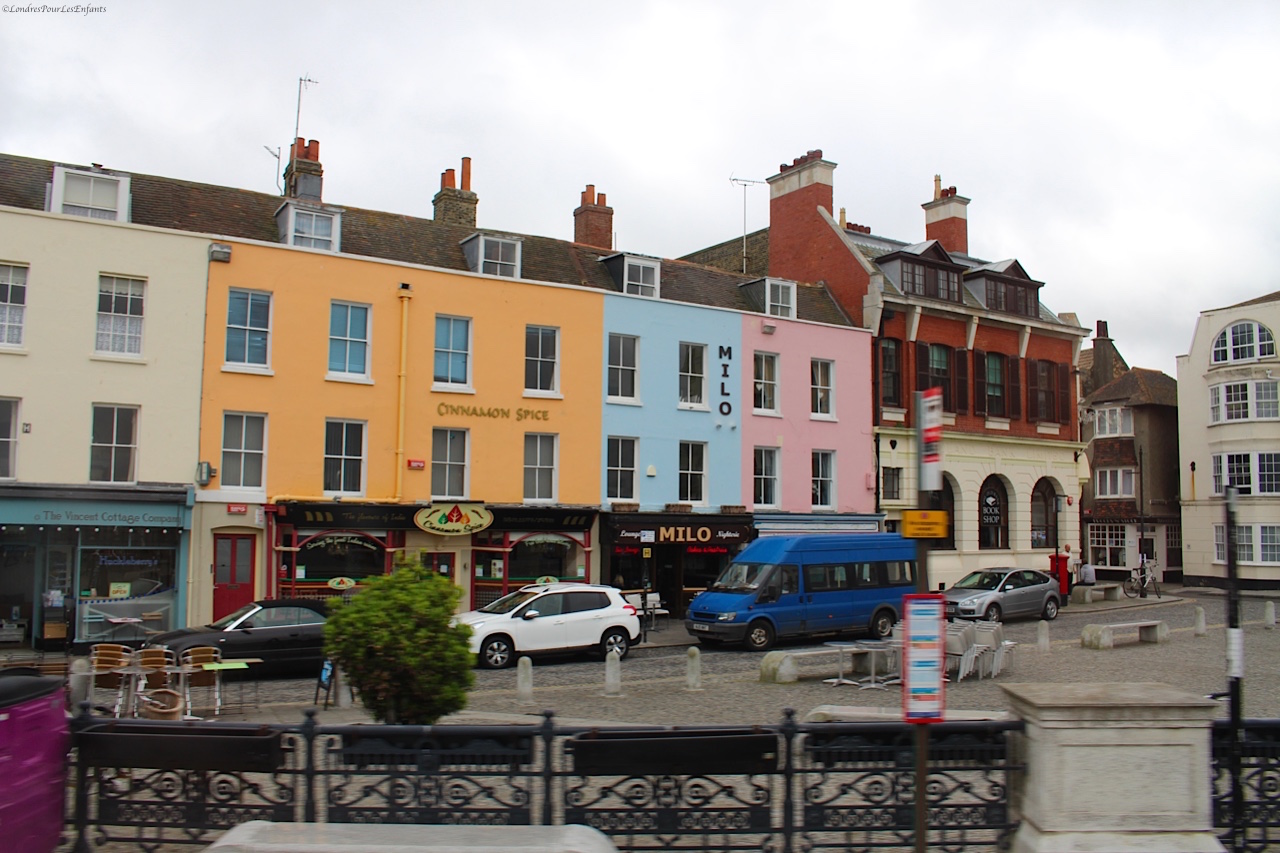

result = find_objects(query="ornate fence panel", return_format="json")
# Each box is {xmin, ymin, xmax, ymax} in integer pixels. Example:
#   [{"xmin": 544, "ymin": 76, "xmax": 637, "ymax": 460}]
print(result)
[
  {"xmin": 64, "ymin": 709, "xmax": 1022, "ymax": 853},
  {"xmin": 1212, "ymin": 718, "xmax": 1280, "ymax": 853}
]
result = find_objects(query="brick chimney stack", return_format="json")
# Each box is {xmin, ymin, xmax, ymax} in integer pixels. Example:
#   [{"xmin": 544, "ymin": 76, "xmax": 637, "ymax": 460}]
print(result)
[
  {"xmin": 1091, "ymin": 320, "xmax": 1118, "ymax": 390},
  {"xmin": 283, "ymin": 137, "xmax": 323, "ymax": 201},
  {"xmin": 574, "ymin": 184, "xmax": 614, "ymax": 249},
  {"xmin": 433, "ymin": 157, "xmax": 478, "ymax": 228},
  {"xmin": 765, "ymin": 149, "xmax": 835, "ymax": 281},
  {"xmin": 922, "ymin": 174, "xmax": 969, "ymax": 255}
]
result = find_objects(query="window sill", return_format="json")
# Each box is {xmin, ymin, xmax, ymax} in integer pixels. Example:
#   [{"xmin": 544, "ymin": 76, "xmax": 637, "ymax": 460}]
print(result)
[
  {"xmin": 753, "ymin": 410, "xmax": 783, "ymax": 419},
  {"xmin": 323, "ymin": 492, "xmax": 367, "ymax": 500},
  {"xmin": 984, "ymin": 417, "xmax": 1011, "ymax": 431},
  {"xmin": 90, "ymin": 353, "xmax": 147, "ymax": 365},
  {"xmin": 223, "ymin": 363, "xmax": 274, "ymax": 376},
  {"xmin": 431, "ymin": 494, "xmax": 469, "ymax": 502},
  {"xmin": 881, "ymin": 408, "xmax": 906, "ymax": 423},
  {"xmin": 523, "ymin": 390, "xmax": 563, "ymax": 400},
  {"xmin": 942, "ymin": 413, "xmax": 956, "ymax": 426},
  {"xmin": 0, "ymin": 346, "xmax": 28, "ymax": 357},
  {"xmin": 810, "ymin": 414, "xmax": 837, "ymax": 423},
  {"xmin": 678, "ymin": 403, "xmax": 710, "ymax": 412},
  {"xmin": 607, "ymin": 397, "xmax": 643, "ymax": 407},
  {"xmin": 196, "ymin": 488, "xmax": 268, "ymax": 504},
  {"xmin": 1037, "ymin": 422, "xmax": 1061, "ymax": 435},
  {"xmin": 432, "ymin": 383, "xmax": 476, "ymax": 395},
  {"xmin": 326, "ymin": 372, "xmax": 374, "ymax": 385}
]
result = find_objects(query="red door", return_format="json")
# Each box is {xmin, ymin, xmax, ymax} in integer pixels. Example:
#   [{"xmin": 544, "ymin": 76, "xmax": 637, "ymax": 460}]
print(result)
[{"xmin": 213, "ymin": 534, "xmax": 256, "ymax": 620}]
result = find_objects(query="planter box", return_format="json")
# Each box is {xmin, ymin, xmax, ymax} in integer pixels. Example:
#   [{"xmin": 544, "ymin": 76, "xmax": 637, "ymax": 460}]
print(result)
[{"xmin": 76, "ymin": 721, "xmax": 284, "ymax": 772}]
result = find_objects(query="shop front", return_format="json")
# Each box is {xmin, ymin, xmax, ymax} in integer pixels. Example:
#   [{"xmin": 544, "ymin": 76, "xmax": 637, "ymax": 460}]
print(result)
[
  {"xmin": 602, "ymin": 513, "xmax": 754, "ymax": 618},
  {"xmin": 270, "ymin": 502, "xmax": 596, "ymax": 610},
  {"xmin": 468, "ymin": 507, "xmax": 597, "ymax": 609},
  {"xmin": 0, "ymin": 485, "xmax": 191, "ymax": 649}
]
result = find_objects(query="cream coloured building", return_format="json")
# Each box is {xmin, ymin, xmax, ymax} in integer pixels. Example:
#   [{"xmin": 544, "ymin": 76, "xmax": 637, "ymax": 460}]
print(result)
[
  {"xmin": 1177, "ymin": 290, "xmax": 1280, "ymax": 588},
  {"xmin": 0, "ymin": 198, "xmax": 211, "ymax": 647}
]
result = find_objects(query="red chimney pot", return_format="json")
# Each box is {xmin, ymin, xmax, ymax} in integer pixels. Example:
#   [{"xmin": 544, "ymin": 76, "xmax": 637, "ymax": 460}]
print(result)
[{"xmin": 461, "ymin": 157, "xmax": 472, "ymax": 192}]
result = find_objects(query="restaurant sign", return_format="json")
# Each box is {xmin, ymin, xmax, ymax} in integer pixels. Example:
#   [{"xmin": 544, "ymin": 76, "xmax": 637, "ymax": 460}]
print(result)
[{"xmin": 414, "ymin": 503, "xmax": 494, "ymax": 536}]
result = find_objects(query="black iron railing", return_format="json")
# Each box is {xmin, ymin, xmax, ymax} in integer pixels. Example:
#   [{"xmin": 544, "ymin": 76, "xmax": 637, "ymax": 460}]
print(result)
[
  {"xmin": 62, "ymin": 708, "xmax": 1024, "ymax": 853},
  {"xmin": 1212, "ymin": 718, "xmax": 1280, "ymax": 853}
]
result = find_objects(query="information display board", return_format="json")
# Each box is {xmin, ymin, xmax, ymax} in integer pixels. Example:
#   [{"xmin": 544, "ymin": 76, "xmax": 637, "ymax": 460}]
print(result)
[{"xmin": 901, "ymin": 594, "xmax": 947, "ymax": 724}]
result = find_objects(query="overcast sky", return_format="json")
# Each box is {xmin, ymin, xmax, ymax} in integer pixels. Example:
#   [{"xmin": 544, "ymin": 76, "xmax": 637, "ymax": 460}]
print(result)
[{"xmin": 3, "ymin": 1, "xmax": 1277, "ymax": 377}]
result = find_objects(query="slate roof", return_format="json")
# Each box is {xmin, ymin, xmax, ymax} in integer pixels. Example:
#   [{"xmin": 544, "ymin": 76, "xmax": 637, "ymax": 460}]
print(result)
[
  {"xmin": 0, "ymin": 153, "xmax": 852, "ymax": 328},
  {"xmin": 1084, "ymin": 367, "xmax": 1177, "ymax": 408},
  {"xmin": 1221, "ymin": 290, "xmax": 1280, "ymax": 310}
]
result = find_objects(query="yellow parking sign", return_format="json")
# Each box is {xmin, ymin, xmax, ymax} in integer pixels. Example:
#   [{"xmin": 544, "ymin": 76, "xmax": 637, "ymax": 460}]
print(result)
[{"xmin": 901, "ymin": 510, "xmax": 949, "ymax": 539}]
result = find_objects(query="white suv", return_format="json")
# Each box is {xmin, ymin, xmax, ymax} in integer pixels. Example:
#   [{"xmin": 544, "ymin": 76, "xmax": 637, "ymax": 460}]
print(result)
[{"xmin": 454, "ymin": 582, "xmax": 642, "ymax": 669}]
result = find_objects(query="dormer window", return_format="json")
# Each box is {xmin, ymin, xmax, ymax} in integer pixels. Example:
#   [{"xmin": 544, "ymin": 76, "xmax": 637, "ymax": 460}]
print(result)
[
  {"xmin": 766, "ymin": 279, "xmax": 795, "ymax": 318},
  {"xmin": 985, "ymin": 279, "xmax": 1037, "ymax": 318},
  {"xmin": 625, "ymin": 259, "xmax": 659, "ymax": 297},
  {"xmin": 462, "ymin": 234, "xmax": 521, "ymax": 278},
  {"xmin": 276, "ymin": 202, "xmax": 342, "ymax": 252},
  {"xmin": 902, "ymin": 262, "xmax": 960, "ymax": 303},
  {"xmin": 1212, "ymin": 321, "xmax": 1277, "ymax": 364},
  {"xmin": 51, "ymin": 166, "xmax": 130, "ymax": 222},
  {"xmin": 294, "ymin": 210, "xmax": 334, "ymax": 249}
]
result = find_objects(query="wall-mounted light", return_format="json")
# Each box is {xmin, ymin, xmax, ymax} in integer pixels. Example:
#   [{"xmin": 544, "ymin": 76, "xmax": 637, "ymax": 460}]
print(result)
[
  {"xmin": 646, "ymin": 465, "xmax": 657, "ymax": 477},
  {"xmin": 762, "ymin": 321, "xmax": 777, "ymax": 335},
  {"xmin": 195, "ymin": 461, "xmax": 217, "ymax": 486}
]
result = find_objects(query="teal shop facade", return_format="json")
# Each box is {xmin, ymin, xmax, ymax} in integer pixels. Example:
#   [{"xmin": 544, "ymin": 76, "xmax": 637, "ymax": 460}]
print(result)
[{"xmin": 0, "ymin": 484, "xmax": 192, "ymax": 649}]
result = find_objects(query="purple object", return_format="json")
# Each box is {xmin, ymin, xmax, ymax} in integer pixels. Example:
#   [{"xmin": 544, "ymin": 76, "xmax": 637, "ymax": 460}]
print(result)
[{"xmin": 0, "ymin": 671, "xmax": 68, "ymax": 853}]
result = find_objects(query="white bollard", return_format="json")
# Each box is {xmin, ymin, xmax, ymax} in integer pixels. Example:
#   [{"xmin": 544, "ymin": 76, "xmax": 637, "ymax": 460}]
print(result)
[
  {"xmin": 516, "ymin": 656, "xmax": 534, "ymax": 705},
  {"xmin": 1037, "ymin": 620, "xmax": 1050, "ymax": 653},
  {"xmin": 686, "ymin": 646, "xmax": 703, "ymax": 691},
  {"xmin": 1266, "ymin": 601, "xmax": 1276, "ymax": 630},
  {"xmin": 68, "ymin": 657, "xmax": 92, "ymax": 711},
  {"xmin": 1195, "ymin": 606, "xmax": 1207, "ymax": 637},
  {"xmin": 604, "ymin": 649, "xmax": 622, "ymax": 697}
]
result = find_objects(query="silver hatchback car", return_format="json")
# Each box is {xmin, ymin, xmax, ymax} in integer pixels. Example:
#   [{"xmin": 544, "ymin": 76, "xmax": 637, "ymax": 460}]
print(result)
[{"xmin": 943, "ymin": 568, "xmax": 1060, "ymax": 623}]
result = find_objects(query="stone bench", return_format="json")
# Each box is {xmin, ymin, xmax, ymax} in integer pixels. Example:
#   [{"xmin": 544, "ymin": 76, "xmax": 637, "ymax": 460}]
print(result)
[
  {"xmin": 204, "ymin": 821, "xmax": 619, "ymax": 852},
  {"xmin": 1080, "ymin": 620, "xmax": 1169, "ymax": 649},
  {"xmin": 1070, "ymin": 582, "xmax": 1122, "ymax": 604},
  {"xmin": 760, "ymin": 646, "xmax": 881, "ymax": 684}
]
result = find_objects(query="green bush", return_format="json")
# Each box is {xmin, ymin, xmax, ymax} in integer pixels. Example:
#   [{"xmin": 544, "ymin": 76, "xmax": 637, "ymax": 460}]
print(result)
[{"xmin": 324, "ymin": 563, "xmax": 474, "ymax": 724}]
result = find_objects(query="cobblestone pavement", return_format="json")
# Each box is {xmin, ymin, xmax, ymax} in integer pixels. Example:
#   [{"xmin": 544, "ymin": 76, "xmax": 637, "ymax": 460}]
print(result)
[{"xmin": 220, "ymin": 588, "xmax": 1280, "ymax": 727}]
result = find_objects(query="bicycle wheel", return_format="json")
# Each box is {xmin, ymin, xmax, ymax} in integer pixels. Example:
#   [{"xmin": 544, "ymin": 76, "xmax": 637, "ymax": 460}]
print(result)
[
  {"xmin": 1122, "ymin": 576, "xmax": 1140, "ymax": 598},
  {"xmin": 1152, "ymin": 580, "xmax": 1161, "ymax": 599}
]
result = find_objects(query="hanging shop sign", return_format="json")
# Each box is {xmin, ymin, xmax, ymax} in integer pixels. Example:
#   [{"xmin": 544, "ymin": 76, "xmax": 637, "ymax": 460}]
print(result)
[
  {"xmin": 414, "ymin": 503, "xmax": 494, "ymax": 536},
  {"xmin": 327, "ymin": 577, "xmax": 357, "ymax": 591}
]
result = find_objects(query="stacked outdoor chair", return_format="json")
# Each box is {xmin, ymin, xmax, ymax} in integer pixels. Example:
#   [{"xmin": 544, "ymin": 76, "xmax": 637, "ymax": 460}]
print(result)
[
  {"xmin": 180, "ymin": 646, "xmax": 223, "ymax": 716},
  {"xmin": 88, "ymin": 643, "xmax": 130, "ymax": 716}
]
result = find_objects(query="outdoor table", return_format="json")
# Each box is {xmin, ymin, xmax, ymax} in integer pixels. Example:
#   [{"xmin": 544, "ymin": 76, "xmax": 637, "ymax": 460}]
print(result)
[
  {"xmin": 203, "ymin": 658, "xmax": 264, "ymax": 712},
  {"xmin": 822, "ymin": 641, "xmax": 866, "ymax": 686},
  {"xmin": 111, "ymin": 663, "xmax": 158, "ymax": 717},
  {"xmin": 105, "ymin": 616, "xmax": 143, "ymax": 642},
  {"xmin": 854, "ymin": 640, "xmax": 892, "ymax": 691}
]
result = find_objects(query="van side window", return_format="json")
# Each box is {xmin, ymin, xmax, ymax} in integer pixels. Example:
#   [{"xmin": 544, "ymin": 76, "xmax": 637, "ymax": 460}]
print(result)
[
  {"xmin": 883, "ymin": 560, "xmax": 915, "ymax": 586},
  {"xmin": 851, "ymin": 563, "xmax": 875, "ymax": 587},
  {"xmin": 780, "ymin": 565, "xmax": 799, "ymax": 595},
  {"xmin": 807, "ymin": 564, "xmax": 857, "ymax": 592}
]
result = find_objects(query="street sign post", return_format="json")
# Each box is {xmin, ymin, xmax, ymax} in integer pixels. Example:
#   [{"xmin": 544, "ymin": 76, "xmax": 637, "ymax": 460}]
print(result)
[{"xmin": 901, "ymin": 510, "xmax": 949, "ymax": 539}]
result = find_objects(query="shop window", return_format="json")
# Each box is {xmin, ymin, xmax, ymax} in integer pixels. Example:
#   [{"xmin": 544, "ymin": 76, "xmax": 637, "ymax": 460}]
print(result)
[{"xmin": 1030, "ymin": 478, "xmax": 1058, "ymax": 549}]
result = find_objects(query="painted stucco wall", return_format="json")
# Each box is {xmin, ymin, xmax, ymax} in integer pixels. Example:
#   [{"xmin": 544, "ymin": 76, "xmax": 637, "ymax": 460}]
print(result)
[
  {"xmin": 600, "ymin": 294, "xmax": 743, "ymax": 509},
  {"xmin": 0, "ymin": 207, "xmax": 209, "ymax": 483},
  {"xmin": 739, "ymin": 314, "xmax": 875, "ymax": 513}
]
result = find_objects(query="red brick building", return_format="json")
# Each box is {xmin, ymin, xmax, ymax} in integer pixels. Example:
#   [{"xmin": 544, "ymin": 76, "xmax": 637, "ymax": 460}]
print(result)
[{"xmin": 686, "ymin": 151, "xmax": 1089, "ymax": 584}]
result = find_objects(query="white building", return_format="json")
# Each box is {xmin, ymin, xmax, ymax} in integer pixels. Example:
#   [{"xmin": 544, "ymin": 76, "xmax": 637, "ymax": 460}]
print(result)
[{"xmin": 1176, "ymin": 290, "xmax": 1280, "ymax": 588}]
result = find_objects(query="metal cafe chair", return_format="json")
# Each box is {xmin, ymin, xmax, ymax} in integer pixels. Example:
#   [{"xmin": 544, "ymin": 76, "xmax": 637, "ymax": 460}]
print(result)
[
  {"xmin": 180, "ymin": 646, "xmax": 223, "ymax": 716},
  {"xmin": 88, "ymin": 643, "xmax": 131, "ymax": 716}
]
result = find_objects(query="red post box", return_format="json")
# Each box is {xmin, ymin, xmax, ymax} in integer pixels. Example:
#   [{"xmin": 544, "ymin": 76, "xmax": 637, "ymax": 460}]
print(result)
[{"xmin": 1048, "ymin": 553, "xmax": 1070, "ymax": 598}]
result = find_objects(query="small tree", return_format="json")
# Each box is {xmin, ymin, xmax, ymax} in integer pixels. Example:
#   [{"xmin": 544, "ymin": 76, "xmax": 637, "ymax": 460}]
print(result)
[{"xmin": 324, "ymin": 562, "xmax": 474, "ymax": 724}]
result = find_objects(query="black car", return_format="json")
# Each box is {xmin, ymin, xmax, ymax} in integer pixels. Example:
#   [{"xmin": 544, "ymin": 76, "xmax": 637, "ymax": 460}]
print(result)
[{"xmin": 143, "ymin": 599, "xmax": 329, "ymax": 677}]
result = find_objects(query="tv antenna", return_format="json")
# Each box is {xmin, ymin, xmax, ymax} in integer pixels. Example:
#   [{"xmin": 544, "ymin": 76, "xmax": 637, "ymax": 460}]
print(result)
[
  {"xmin": 263, "ymin": 145, "xmax": 282, "ymax": 193},
  {"xmin": 286, "ymin": 75, "xmax": 319, "ymax": 193},
  {"xmin": 730, "ymin": 175, "xmax": 766, "ymax": 273}
]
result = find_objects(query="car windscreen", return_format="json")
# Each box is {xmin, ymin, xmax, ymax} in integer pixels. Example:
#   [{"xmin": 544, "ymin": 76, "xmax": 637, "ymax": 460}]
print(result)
[
  {"xmin": 209, "ymin": 603, "xmax": 259, "ymax": 629},
  {"xmin": 951, "ymin": 572, "xmax": 1004, "ymax": 591},
  {"xmin": 711, "ymin": 562, "xmax": 775, "ymax": 591},
  {"xmin": 479, "ymin": 589, "xmax": 542, "ymax": 614}
]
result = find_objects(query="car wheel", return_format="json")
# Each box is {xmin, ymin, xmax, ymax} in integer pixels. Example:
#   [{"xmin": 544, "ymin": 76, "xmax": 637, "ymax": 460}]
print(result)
[
  {"xmin": 983, "ymin": 603, "xmax": 1002, "ymax": 622},
  {"xmin": 478, "ymin": 635, "xmax": 514, "ymax": 669},
  {"xmin": 743, "ymin": 620, "xmax": 776, "ymax": 651},
  {"xmin": 1042, "ymin": 598, "xmax": 1059, "ymax": 621},
  {"xmin": 870, "ymin": 608, "xmax": 896, "ymax": 639},
  {"xmin": 600, "ymin": 628, "xmax": 630, "ymax": 661}
]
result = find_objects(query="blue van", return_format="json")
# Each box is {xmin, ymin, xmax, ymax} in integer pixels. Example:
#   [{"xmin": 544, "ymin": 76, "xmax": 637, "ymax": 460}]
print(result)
[{"xmin": 683, "ymin": 534, "xmax": 917, "ymax": 651}]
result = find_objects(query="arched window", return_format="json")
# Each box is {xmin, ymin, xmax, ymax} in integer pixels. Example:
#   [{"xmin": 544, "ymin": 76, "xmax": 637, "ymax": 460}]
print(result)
[
  {"xmin": 1211, "ymin": 321, "xmax": 1277, "ymax": 364},
  {"xmin": 1030, "ymin": 479, "xmax": 1058, "ymax": 549},
  {"xmin": 978, "ymin": 476, "xmax": 1009, "ymax": 550},
  {"xmin": 938, "ymin": 478, "xmax": 956, "ymax": 551}
]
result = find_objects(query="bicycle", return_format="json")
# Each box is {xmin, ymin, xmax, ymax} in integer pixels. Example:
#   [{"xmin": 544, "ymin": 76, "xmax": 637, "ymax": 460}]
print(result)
[{"xmin": 1122, "ymin": 559, "xmax": 1161, "ymax": 599}]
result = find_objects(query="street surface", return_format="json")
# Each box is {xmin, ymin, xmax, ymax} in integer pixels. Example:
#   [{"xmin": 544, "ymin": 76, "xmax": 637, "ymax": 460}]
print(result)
[{"xmin": 235, "ymin": 589, "xmax": 1280, "ymax": 727}]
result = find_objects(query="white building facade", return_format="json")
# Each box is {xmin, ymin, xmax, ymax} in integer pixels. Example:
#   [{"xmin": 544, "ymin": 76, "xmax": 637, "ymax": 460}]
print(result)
[{"xmin": 1176, "ymin": 291, "xmax": 1280, "ymax": 588}]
